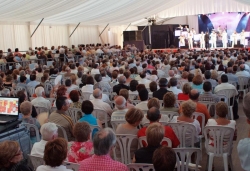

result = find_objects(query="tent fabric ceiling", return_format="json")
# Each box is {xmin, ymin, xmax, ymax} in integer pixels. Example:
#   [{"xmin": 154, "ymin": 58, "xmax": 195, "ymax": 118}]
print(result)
[{"xmin": 0, "ymin": 0, "xmax": 249, "ymax": 26}]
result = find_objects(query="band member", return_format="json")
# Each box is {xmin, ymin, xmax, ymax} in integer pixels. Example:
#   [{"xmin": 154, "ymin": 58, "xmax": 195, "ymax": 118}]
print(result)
[
  {"xmin": 231, "ymin": 31, "xmax": 238, "ymax": 47},
  {"xmin": 222, "ymin": 30, "xmax": 228, "ymax": 48},
  {"xmin": 210, "ymin": 31, "xmax": 217, "ymax": 48},
  {"xmin": 200, "ymin": 31, "xmax": 205, "ymax": 49},
  {"xmin": 191, "ymin": 28, "xmax": 196, "ymax": 35},
  {"xmin": 217, "ymin": 25, "xmax": 222, "ymax": 34},
  {"xmin": 178, "ymin": 24, "xmax": 183, "ymax": 30},
  {"xmin": 188, "ymin": 32, "xmax": 193, "ymax": 49},
  {"xmin": 240, "ymin": 30, "xmax": 246, "ymax": 46},
  {"xmin": 184, "ymin": 26, "xmax": 189, "ymax": 32},
  {"xmin": 205, "ymin": 32, "xmax": 210, "ymax": 49},
  {"xmin": 179, "ymin": 34, "xmax": 185, "ymax": 47}
]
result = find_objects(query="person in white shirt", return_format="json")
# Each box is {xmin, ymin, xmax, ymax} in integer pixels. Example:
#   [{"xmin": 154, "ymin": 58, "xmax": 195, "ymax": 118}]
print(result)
[
  {"xmin": 214, "ymin": 75, "xmax": 238, "ymax": 96},
  {"xmin": 138, "ymin": 72, "xmax": 151, "ymax": 88},
  {"xmin": 81, "ymin": 75, "xmax": 94, "ymax": 93},
  {"xmin": 188, "ymin": 32, "xmax": 193, "ymax": 49},
  {"xmin": 200, "ymin": 32, "xmax": 205, "ymax": 49},
  {"xmin": 179, "ymin": 35, "xmax": 185, "ymax": 47},
  {"xmin": 222, "ymin": 30, "xmax": 228, "ymax": 48},
  {"xmin": 65, "ymin": 79, "xmax": 79, "ymax": 94},
  {"xmin": 31, "ymin": 122, "xmax": 58, "ymax": 157},
  {"xmin": 240, "ymin": 29, "xmax": 246, "ymax": 46},
  {"xmin": 184, "ymin": 26, "xmax": 189, "ymax": 32},
  {"xmin": 191, "ymin": 28, "xmax": 196, "ymax": 35},
  {"xmin": 90, "ymin": 63, "xmax": 100, "ymax": 75},
  {"xmin": 100, "ymin": 70, "xmax": 111, "ymax": 82},
  {"xmin": 210, "ymin": 31, "xmax": 217, "ymax": 48},
  {"xmin": 231, "ymin": 31, "xmax": 238, "ymax": 47},
  {"xmin": 31, "ymin": 87, "xmax": 51, "ymax": 109},
  {"xmin": 236, "ymin": 64, "xmax": 250, "ymax": 78},
  {"xmin": 168, "ymin": 78, "xmax": 183, "ymax": 95},
  {"xmin": 111, "ymin": 96, "xmax": 128, "ymax": 121},
  {"xmin": 135, "ymin": 88, "xmax": 149, "ymax": 110}
]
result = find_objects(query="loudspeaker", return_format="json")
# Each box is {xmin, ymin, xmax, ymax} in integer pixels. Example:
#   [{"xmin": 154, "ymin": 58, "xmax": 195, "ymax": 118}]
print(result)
[{"xmin": 123, "ymin": 31, "xmax": 142, "ymax": 41}]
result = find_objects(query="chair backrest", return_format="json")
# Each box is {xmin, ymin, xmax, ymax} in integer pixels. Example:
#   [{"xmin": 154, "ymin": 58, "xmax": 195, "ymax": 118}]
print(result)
[
  {"xmin": 81, "ymin": 92, "xmax": 92, "ymax": 101},
  {"xmin": 131, "ymin": 100, "xmax": 141, "ymax": 106},
  {"xmin": 193, "ymin": 112, "xmax": 205, "ymax": 136},
  {"xmin": 129, "ymin": 94, "xmax": 137, "ymax": 101},
  {"xmin": 160, "ymin": 111, "xmax": 179, "ymax": 121},
  {"xmin": 204, "ymin": 126, "xmax": 234, "ymax": 156},
  {"xmin": 56, "ymin": 125, "xmax": 68, "ymax": 141},
  {"xmin": 138, "ymin": 136, "xmax": 172, "ymax": 148},
  {"xmin": 45, "ymin": 98, "xmax": 56, "ymax": 105},
  {"xmin": 28, "ymin": 155, "xmax": 44, "ymax": 170},
  {"xmin": 44, "ymin": 82, "xmax": 53, "ymax": 97},
  {"xmin": 176, "ymin": 100, "xmax": 185, "ymax": 108},
  {"xmin": 13, "ymin": 86, "xmax": 25, "ymax": 97},
  {"xmin": 92, "ymin": 109, "xmax": 108, "ymax": 128},
  {"xmin": 167, "ymin": 123, "xmax": 196, "ymax": 147},
  {"xmin": 50, "ymin": 107, "xmax": 57, "ymax": 114},
  {"xmin": 67, "ymin": 108, "xmax": 82, "ymax": 124},
  {"xmin": 174, "ymin": 148, "xmax": 201, "ymax": 171},
  {"xmin": 215, "ymin": 89, "xmax": 236, "ymax": 105},
  {"xmin": 111, "ymin": 120, "xmax": 126, "ymax": 131},
  {"xmin": 27, "ymin": 86, "xmax": 35, "ymax": 97},
  {"xmin": 115, "ymin": 134, "xmax": 138, "ymax": 164},
  {"xmin": 238, "ymin": 76, "xmax": 249, "ymax": 90},
  {"xmin": 198, "ymin": 101, "xmax": 215, "ymax": 113},
  {"xmin": 89, "ymin": 124, "xmax": 101, "ymax": 141},
  {"xmin": 21, "ymin": 123, "xmax": 41, "ymax": 142},
  {"xmin": 35, "ymin": 106, "xmax": 50, "ymax": 115},
  {"xmin": 127, "ymin": 163, "xmax": 154, "ymax": 171},
  {"xmin": 63, "ymin": 161, "xmax": 80, "ymax": 171}
]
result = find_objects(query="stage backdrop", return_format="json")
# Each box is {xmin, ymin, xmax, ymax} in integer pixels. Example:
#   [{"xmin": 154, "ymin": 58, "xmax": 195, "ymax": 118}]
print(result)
[{"xmin": 198, "ymin": 12, "xmax": 250, "ymax": 35}]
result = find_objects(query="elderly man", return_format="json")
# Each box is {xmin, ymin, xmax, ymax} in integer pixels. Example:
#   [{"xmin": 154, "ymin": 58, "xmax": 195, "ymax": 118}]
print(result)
[
  {"xmin": 31, "ymin": 87, "xmax": 51, "ymax": 109},
  {"xmin": 236, "ymin": 64, "xmax": 250, "ymax": 77},
  {"xmin": 153, "ymin": 78, "xmax": 171, "ymax": 100},
  {"xmin": 90, "ymin": 63, "xmax": 100, "ymax": 75},
  {"xmin": 238, "ymin": 93, "xmax": 250, "ymax": 171},
  {"xmin": 167, "ymin": 70, "xmax": 175, "ymax": 82},
  {"xmin": 204, "ymin": 70, "xmax": 218, "ymax": 88},
  {"xmin": 111, "ymin": 96, "xmax": 128, "ymax": 121},
  {"xmin": 90, "ymin": 88, "xmax": 113, "ymax": 123},
  {"xmin": 94, "ymin": 74, "xmax": 111, "ymax": 91},
  {"xmin": 199, "ymin": 82, "xmax": 220, "ymax": 103},
  {"xmin": 138, "ymin": 72, "xmax": 151, "ymax": 88},
  {"xmin": 27, "ymin": 74, "xmax": 40, "ymax": 88},
  {"xmin": 30, "ymin": 122, "xmax": 58, "ymax": 157},
  {"xmin": 113, "ymin": 76, "xmax": 129, "ymax": 95},
  {"xmin": 79, "ymin": 128, "xmax": 128, "ymax": 171},
  {"xmin": 168, "ymin": 78, "xmax": 182, "ymax": 95}
]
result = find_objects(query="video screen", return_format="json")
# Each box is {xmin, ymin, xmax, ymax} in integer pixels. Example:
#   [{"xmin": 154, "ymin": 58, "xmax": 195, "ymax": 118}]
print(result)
[{"xmin": 0, "ymin": 98, "xmax": 19, "ymax": 116}]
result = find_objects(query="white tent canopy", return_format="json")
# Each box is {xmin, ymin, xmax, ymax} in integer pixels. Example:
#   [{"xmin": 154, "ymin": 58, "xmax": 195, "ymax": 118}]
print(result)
[{"xmin": 0, "ymin": 0, "xmax": 249, "ymax": 51}]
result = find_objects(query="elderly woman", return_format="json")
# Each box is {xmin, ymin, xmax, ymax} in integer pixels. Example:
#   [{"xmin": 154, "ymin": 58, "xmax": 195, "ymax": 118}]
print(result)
[
  {"xmin": 37, "ymin": 138, "xmax": 71, "ymax": 171},
  {"xmin": 161, "ymin": 92, "xmax": 179, "ymax": 112},
  {"xmin": 211, "ymin": 70, "xmax": 219, "ymax": 82},
  {"xmin": 67, "ymin": 122, "xmax": 94, "ymax": 163},
  {"xmin": 178, "ymin": 83, "xmax": 192, "ymax": 100},
  {"xmin": 192, "ymin": 74, "xmax": 203, "ymax": 93},
  {"xmin": 171, "ymin": 100, "xmax": 201, "ymax": 147},
  {"xmin": 0, "ymin": 141, "xmax": 32, "ymax": 171}
]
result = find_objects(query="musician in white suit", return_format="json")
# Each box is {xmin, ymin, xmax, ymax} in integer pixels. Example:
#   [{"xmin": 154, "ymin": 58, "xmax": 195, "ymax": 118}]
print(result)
[
  {"xmin": 179, "ymin": 35, "xmax": 185, "ymax": 47},
  {"xmin": 210, "ymin": 31, "xmax": 217, "ymax": 48},
  {"xmin": 231, "ymin": 31, "xmax": 238, "ymax": 47},
  {"xmin": 200, "ymin": 31, "xmax": 205, "ymax": 49},
  {"xmin": 222, "ymin": 30, "xmax": 228, "ymax": 48},
  {"xmin": 240, "ymin": 30, "xmax": 246, "ymax": 46},
  {"xmin": 188, "ymin": 32, "xmax": 193, "ymax": 49}
]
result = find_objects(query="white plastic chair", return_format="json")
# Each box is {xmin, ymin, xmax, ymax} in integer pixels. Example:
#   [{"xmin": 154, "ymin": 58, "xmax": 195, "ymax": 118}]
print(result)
[
  {"xmin": 111, "ymin": 120, "xmax": 126, "ymax": 131},
  {"xmin": 56, "ymin": 124, "xmax": 68, "ymax": 141},
  {"xmin": 160, "ymin": 111, "xmax": 179, "ymax": 121},
  {"xmin": 35, "ymin": 106, "xmax": 50, "ymax": 115},
  {"xmin": 131, "ymin": 100, "xmax": 141, "ymax": 106},
  {"xmin": 50, "ymin": 106, "xmax": 57, "ymax": 114},
  {"xmin": 174, "ymin": 148, "xmax": 202, "ymax": 171},
  {"xmin": 138, "ymin": 136, "xmax": 172, "ymax": 148},
  {"xmin": 129, "ymin": 94, "xmax": 137, "ymax": 100},
  {"xmin": 27, "ymin": 86, "xmax": 35, "ymax": 97},
  {"xmin": 21, "ymin": 123, "xmax": 41, "ymax": 147},
  {"xmin": 89, "ymin": 125, "xmax": 101, "ymax": 141},
  {"xmin": 167, "ymin": 123, "xmax": 196, "ymax": 147},
  {"xmin": 92, "ymin": 109, "xmax": 108, "ymax": 128},
  {"xmin": 13, "ymin": 86, "xmax": 25, "ymax": 97},
  {"xmin": 204, "ymin": 126, "xmax": 234, "ymax": 171},
  {"xmin": 44, "ymin": 81, "xmax": 53, "ymax": 97},
  {"xmin": 127, "ymin": 163, "xmax": 154, "ymax": 171},
  {"xmin": 193, "ymin": 112, "xmax": 205, "ymax": 136},
  {"xmin": 238, "ymin": 76, "xmax": 249, "ymax": 97},
  {"xmin": 81, "ymin": 92, "xmax": 92, "ymax": 101},
  {"xmin": 28, "ymin": 155, "xmax": 44, "ymax": 170},
  {"xmin": 63, "ymin": 161, "xmax": 80, "ymax": 171},
  {"xmin": 115, "ymin": 134, "xmax": 138, "ymax": 164},
  {"xmin": 67, "ymin": 107, "xmax": 82, "ymax": 124}
]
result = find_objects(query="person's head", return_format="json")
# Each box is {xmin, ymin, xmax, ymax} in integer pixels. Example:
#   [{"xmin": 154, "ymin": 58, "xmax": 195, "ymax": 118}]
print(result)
[
  {"xmin": 181, "ymin": 100, "xmax": 197, "ymax": 118},
  {"xmin": 159, "ymin": 78, "xmax": 168, "ymax": 87},
  {"xmin": 146, "ymin": 122, "xmax": 164, "ymax": 146},
  {"xmin": 182, "ymin": 83, "xmax": 192, "ymax": 95},
  {"xmin": 204, "ymin": 70, "xmax": 211, "ymax": 79},
  {"xmin": 81, "ymin": 100, "xmax": 94, "ymax": 114},
  {"xmin": 168, "ymin": 70, "xmax": 174, "ymax": 77},
  {"xmin": 20, "ymin": 76, "xmax": 26, "ymax": 83},
  {"xmin": 243, "ymin": 93, "xmax": 250, "ymax": 121},
  {"xmin": 216, "ymin": 101, "xmax": 228, "ymax": 118},
  {"xmin": 43, "ymin": 138, "xmax": 67, "ymax": 167},
  {"xmin": 240, "ymin": 64, "xmax": 245, "ymax": 71},
  {"xmin": 123, "ymin": 71, "xmax": 131, "ymax": 79},
  {"xmin": 20, "ymin": 101, "xmax": 32, "ymax": 116},
  {"xmin": 114, "ymin": 96, "xmax": 126, "ymax": 110},
  {"xmin": 35, "ymin": 86, "xmax": 45, "ymax": 97},
  {"xmin": 169, "ymin": 77, "xmax": 178, "ymax": 87},
  {"xmin": 93, "ymin": 128, "xmax": 116, "ymax": 155},
  {"xmin": 0, "ymin": 141, "xmax": 23, "ymax": 168},
  {"xmin": 192, "ymin": 75, "xmax": 203, "ymax": 85},
  {"xmin": 1, "ymin": 89, "xmax": 10, "ymax": 97},
  {"xmin": 92, "ymin": 88, "xmax": 102, "ymax": 99},
  {"xmin": 149, "ymin": 81, "xmax": 157, "ymax": 92},
  {"xmin": 119, "ymin": 89, "xmax": 129, "ymax": 101},
  {"xmin": 94, "ymin": 74, "xmax": 102, "ymax": 82},
  {"xmin": 125, "ymin": 108, "xmax": 144, "ymax": 126},
  {"xmin": 30, "ymin": 74, "xmax": 36, "ymax": 81},
  {"xmin": 69, "ymin": 90, "xmax": 79, "ymax": 103},
  {"xmin": 17, "ymin": 90, "xmax": 27, "ymax": 103},
  {"xmin": 147, "ymin": 98, "xmax": 160, "ymax": 109},
  {"xmin": 203, "ymin": 81, "xmax": 212, "ymax": 92},
  {"xmin": 65, "ymin": 79, "xmax": 72, "ymax": 87},
  {"xmin": 40, "ymin": 122, "xmax": 58, "ymax": 141},
  {"xmin": 55, "ymin": 97, "xmax": 70, "ymax": 111},
  {"xmin": 153, "ymin": 146, "xmax": 177, "ymax": 171},
  {"xmin": 147, "ymin": 107, "xmax": 161, "ymax": 122},
  {"xmin": 163, "ymin": 92, "xmax": 176, "ymax": 108},
  {"xmin": 118, "ymin": 76, "xmax": 126, "ymax": 84},
  {"xmin": 73, "ymin": 122, "xmax": 91, "ymax": 142},
  {"xmin": 221, "ymin": 74, "xmax": 228, "ymax": 83},
  {"xmin": 56, "ymin": 85, "xmax": 67, "ymax": 97},
  {"xmin": 129, "ymin": 80, "xmax": 138, "ymax": 91},
  {"xmin": 188, "ymin": 73, "xmax": 194, "ymax": 82},
  {"xmin": 138, "ymin": 88, "xmax": 148, "ymax": 101},
  {"xmin": 86, "ymin": 75, "xmax": 94, "ymax": 85},
  {"xmin": 211, "ymin": 70, "xmax": 218, "ymax": 80},
  {"xmin": 189, "ymin": 89, "xmax": 200, "ymax": 101}
]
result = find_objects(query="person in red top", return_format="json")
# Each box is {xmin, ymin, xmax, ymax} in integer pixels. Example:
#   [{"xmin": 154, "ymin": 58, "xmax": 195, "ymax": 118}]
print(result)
[
  {"xmin": 178, "ymin": 83, "xmax": 191, "ymax": 100},
  {"xmin": 138, "ymin": 107, "xmax": 180, "ymax": 148}
]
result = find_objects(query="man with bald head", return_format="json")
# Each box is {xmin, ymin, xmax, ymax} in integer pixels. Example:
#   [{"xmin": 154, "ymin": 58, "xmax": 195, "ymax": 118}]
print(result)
[
  {"xmin": 90, "ymin": 88, "xmax": 113, "ymax": 123},
  {"xmin": 167, "ymin": 70, "xmax": 175, "ymax": 82},
  {"xmin": 113, "ymin": 76, "xmax": 129, "ymax": 95},
  {"xmin": 238, "ymin": 93, "xmax": 250, "ymax": 170},
  {"xmin": 111, "ymin": 96, "xmax": 128, "ymax": 121},
  {"xmin": 236, "ymin": 64, "xmax": 250, "ymax": 77}
]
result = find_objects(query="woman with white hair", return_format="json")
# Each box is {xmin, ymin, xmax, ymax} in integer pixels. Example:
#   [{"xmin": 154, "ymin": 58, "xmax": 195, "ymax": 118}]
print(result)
[{"xmin": 30, "ymin": 122, "xmax": 58, "ymax": 157}]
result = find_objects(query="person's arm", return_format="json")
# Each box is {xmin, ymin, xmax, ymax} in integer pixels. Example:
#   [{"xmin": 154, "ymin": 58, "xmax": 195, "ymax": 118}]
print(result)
[
  {"xmin": 97, "ymin": 119, "xmax": 103, "ymax": 128},
  {"xmin": 132, "ymin": 155, "xmax": 136, "ymax": 163}
]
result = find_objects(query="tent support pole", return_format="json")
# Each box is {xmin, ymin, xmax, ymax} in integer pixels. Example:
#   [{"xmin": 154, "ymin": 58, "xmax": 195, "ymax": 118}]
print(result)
[
  {"xmin": 99, "ymin": 23, "xmax": 109, "ymax": 37},
  {"xmin": 30, "ymin": 18, "xmax": 44, "ymax": 38},
  {"xmin": 69, "ymin": 22, "xmax": 81, "ymax": 37},
  {"xmin": 121, "ymin": 23, "xmax": 131, "ymax": 36}
]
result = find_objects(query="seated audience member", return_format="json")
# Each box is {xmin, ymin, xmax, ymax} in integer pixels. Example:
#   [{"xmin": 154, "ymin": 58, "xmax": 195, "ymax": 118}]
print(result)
[
  {"xmin": 69, "ymin": 90, "xmax": 81, "ymax": 109},
  {"xmin": 67, "ymin": 122, "xmax": 94, "ymax": 163},
  {"xmin": 100, "ymin": 70, "xmax": 111, "ymax": 82},
  {"xmin": 168, "ymin": 77, "xmax": 182, "ymax": 95},
  {"xmin": 27, "ymin": 74, "xmax": 40, "ymax": 88},
  {"xmin": 31, "ymin": 87, "xmax": 51, "ymax": 109},
  {"xmin": 153, "ymin": 78, "xmax": 171, "ymax": 100},
  {"xmin": 124, "ymin": 71, "xmax": 132, "ymax": 85},
  {"xmin": 111, "ymin": 96, "xmax": 128, "ymax": 121},
  {"xmin": 36, "ymin": 138, "xmax": 71, "ymax": 171},
  {"xmin": 206, "ymin": 102, "xmax": 236, "ymax": 152},
  {"xmin": 153, "ymin": 146, "xmax": 176, "ymax": 171},
  {"xmin": 119, "ymin": 89, "xmax": 134, "ymax": 109},
  {"xmin": 93, "ymin": 74, "xmax": 111, "ymax": 91},
  {"xmin": 178, "ymin": 83, "xmax": 192, "ymax": 100},
  {"xmin": 49, "ymin": 97, "xmax": 74, "ymax": 141},
  {"xmin": 135, "ymin": 88, "xmax": 149, "ymax": 110},
  {"xmin": 90, "ymin": 64, "xmax": 100, "ymax": 75},
  {"xmin": 113, "ymin": 76, "xmax": 129, "ymax": 95},
  {"xmin": 65, "ymin": 78, "xmax": 79, "ymax": 94},
  {"xmin": 1, "ymin": 88, "xmax": 10, "ymax": 96},
  {"xmin": 149, "ymin": 81, "xmax": 157, "ymax": 96},
  {"xmin": 81, "ymin": 75, "xmax": 94, "ymax": 93},
  {"xmin": 138, "ymin": 72, "xmax": 151, "ymax": 88},
  {"xmin": 161, "ymin": 92, "xmax": 179, "ymax": 112},
  {"xmin": 192, "ymin": 75, "xmax": 204, "ymax": 93},
  {"xmin": 204, "ymin": 70, "xmax": 218, "ymax": 88},
  {"xmin": 20, "ymin": 101, "xmax": 41, "ymax": 144},
  {"xmin": 0, "ymin": 141, "xmax": 32, "ymax": 171},
  {"xmin": 79, "ymin": 128, "xmax": 128, "ymax": 171},
  {"xmin": 171, "ymin": 100, "xmax": 201, "ymax": 147},
  {"xmin": 139, "ymin": 107, "xmax": 179, "ymax": 148},
  {"xmin": 129, "ymin": 80, "xmax": 138, "ymax": 97},
  {"xmin": 110, "ymin": 70, "xmax": 119, "ymax": 84},
  {"xmin": 236, "ymin": 64, "xmax": 250, "ymax": 77},
  {"xmin": 238, "ymin": 93, "xmax": 250, "ymax": 170},
  {"xmin": 187, "ymin": 73, "xmax": 194, "ymax": 86},
  {"xmin": 31, "ymin": 122, "xmax": 58, "ymax": 157},
  {"xmin": 199, "ymin": 81, "xmax": 220, "ymax": 103},
  {"xmin": 226, "ymin": 67, "xmax": 238, "ymax": 83},
  {"xmin": 16, "ymin": 76, "xmax": 28, "ymax": 92},
  {"xmin": 133, "ymin": 123, "xmax": 164, "ymax": 163}
]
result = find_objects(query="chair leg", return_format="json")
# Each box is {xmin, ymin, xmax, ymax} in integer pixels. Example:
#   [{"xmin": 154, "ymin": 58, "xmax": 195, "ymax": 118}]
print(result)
[
  {"xmin": 229, "ymin": 107, "xmax": 233, "ymax": 120},
  {"xmin": 228, "ymin": 155, "xmax": 234, "ymax": 171},
  {"xmin": 207, "ymin": 154, "xmax": 214, "ymax": 171},
  {"xmin": 223, "ymin": 153, "xmax": 229, "ymax": 171}
]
